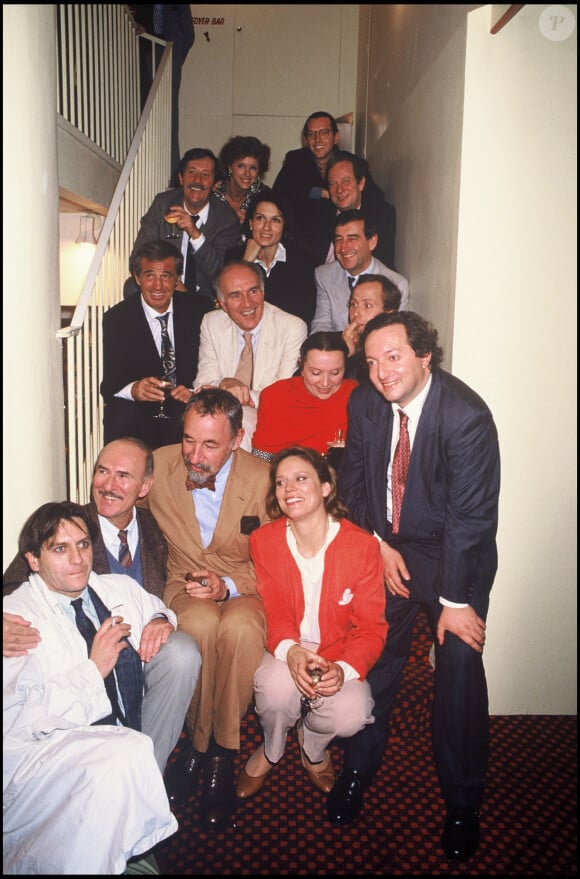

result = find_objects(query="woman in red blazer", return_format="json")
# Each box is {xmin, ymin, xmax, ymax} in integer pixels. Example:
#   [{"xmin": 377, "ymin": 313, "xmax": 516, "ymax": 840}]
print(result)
[{"xmin": 236, "ymin": 446, "xmax": 387, "ymax": 801}]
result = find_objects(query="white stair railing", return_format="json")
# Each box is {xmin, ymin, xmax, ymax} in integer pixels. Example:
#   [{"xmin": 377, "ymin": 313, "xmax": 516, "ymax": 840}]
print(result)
[{"xmin": 56, "ymin": 5, "xmax": 173, "ymax": 502}]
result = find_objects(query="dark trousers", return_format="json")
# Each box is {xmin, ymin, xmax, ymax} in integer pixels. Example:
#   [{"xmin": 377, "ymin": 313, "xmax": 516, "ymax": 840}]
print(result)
[{"xmin": 343, "ymin": 588, "xmax": 490, "ymax": 809}]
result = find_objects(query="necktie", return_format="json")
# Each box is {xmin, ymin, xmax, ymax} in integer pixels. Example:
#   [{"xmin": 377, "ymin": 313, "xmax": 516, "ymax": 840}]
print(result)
[
  {"xmin": 185, "ymin": 473, "xmax": 216, "ymax": 492},
  {"xmin": 348, "ymin": 275, "xmax": 357, "ymax": 291},
  {"xmin": 235, "ymin": 332, "xmax": 254, "ymax": 388},
  {"xmin": 118, "ymin": 529, "xmax": 132, "ymax": 568},
  {"xmin": 157, "ymin": 313, "xmax": 176, "ymax": 387},
  {"xmin": 391, "ymin": 410, "xmax": 410, "ymax": 534},
  {"xmin": 184, "ymin": 215, "xmax": 199, "ymax": 293},
  {"xmin": 72, "ymin": 588, "xmax": 143, "ymax": 730}
]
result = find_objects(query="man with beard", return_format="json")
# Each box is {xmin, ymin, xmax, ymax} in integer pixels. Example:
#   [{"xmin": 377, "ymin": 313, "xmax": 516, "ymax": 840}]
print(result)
[{"xmin": 140, "ymin": 388, "xmax": 270, "ymax": 831}]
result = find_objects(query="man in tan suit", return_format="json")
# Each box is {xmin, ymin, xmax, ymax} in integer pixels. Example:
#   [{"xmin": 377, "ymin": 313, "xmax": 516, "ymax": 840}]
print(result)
[
  {"xmin": 141, "ymin": 388, "xmax": 270, "ymax": 831},
  {"xmin": 194, "ymin": 260, "xmax": 307, "ymax": 450}
]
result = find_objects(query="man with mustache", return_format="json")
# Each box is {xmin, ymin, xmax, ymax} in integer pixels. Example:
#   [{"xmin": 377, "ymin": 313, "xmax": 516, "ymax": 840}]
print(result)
[
  {"xmin": 125, "ymin": 147, "xmax": 241, "ymax": 302},
  {"xmin": 139, "ymin": 388, "xmax": 271, "ymax": 831}
]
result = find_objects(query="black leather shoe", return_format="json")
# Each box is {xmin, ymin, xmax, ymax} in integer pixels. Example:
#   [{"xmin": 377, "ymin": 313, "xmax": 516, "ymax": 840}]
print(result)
[
  {"xmin": 441, "ymin": 807, "xmax": 480, "ymax": 861},
  {"xmin": 200, "ymin": 755, "xmax": 236, "ymax": 831},
  {"xmin": 326, "ymin": 768, "xmax": 368, "ymax": 825},
  {"xmin": 164, "ymin": 744, "xmax": 205, "ymax": 807}
]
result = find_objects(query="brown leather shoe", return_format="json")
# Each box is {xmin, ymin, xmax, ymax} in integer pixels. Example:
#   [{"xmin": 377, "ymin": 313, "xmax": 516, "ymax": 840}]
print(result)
[
  {"xmin": 236, "ymin": 766, "xmax": 270, "ymax": 798},
  {"xmin": 297, "ymin": 721, "xmax": 336, "ymax": 793},
  {"xmin": 236, "ymin": 744, "xmax": 274, "ymax": 799}
]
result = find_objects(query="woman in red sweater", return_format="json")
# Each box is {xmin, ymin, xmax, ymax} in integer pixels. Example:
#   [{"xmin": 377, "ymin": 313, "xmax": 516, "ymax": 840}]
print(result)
[
  {"xmin": 236, "ymin": 446, "xmax": 387, "ymax": 803},
  {"xmin": 251, "ymin": 332, "xmax": 357, "ymax": 463}
]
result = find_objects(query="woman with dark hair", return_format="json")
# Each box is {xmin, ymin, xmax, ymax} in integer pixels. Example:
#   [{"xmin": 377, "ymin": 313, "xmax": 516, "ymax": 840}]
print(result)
[
  {"xmin": 235, "ymin": 446, "xmax": 387, "ymax": 801},
  {"xmin": 251, "ymin": 332, "xmax": 357, "ymax": 462},
  {"xmin": 214, "ymin": 135, "xmax": 271, "ymax": 223},
  {"xmin": 225, "ymin": 188, "xmax": 317, "ymax": 328}
]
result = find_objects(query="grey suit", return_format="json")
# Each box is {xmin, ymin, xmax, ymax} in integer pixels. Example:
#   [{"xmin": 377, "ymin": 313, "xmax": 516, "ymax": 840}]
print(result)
[
  {"xmin": 127, "ymin": 191, "xmax": 241, "ymax": 301},
  {"xmin": 311, "ymin": 256, "xmax": 409, "ymax": 333}
]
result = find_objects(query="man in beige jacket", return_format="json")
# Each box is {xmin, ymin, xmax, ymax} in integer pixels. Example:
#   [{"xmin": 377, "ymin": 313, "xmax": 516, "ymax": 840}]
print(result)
[{"xmin": 140, "ymin": 388, "xmax": 270, "ymax": 831}]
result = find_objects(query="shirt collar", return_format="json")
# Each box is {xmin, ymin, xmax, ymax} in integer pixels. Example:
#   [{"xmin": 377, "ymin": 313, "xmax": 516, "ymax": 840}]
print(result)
[
  {"xmin": 141, "ymin": 297, "xmax": 174, "ymax": 323},
  {"xmin": 255, "ymin": 242, "xmax": 287, "ymax": 276},
  {"xmin": 183, "ymin": 200, "xmax": 210, "ymax": 225},
  {"xmin": 391, "ymin": 373, "xmax": 432, "ymax": 421},
  {"xmin": 98, "ymin": 507, "xmax": 137, "ymax": 548}
]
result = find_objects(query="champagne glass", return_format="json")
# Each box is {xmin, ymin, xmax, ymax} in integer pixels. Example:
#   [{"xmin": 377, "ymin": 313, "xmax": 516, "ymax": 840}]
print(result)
[
  {"xmin": 300, "ymin": 665, "xmax": 323, "ymax": 714},
  {"xmin": 152, "ymin": 379, "xmax": 173, "ymax": 421},
  {"xmin": 164, "ymin": 212, "xmax": 181, "ymax": 239}
]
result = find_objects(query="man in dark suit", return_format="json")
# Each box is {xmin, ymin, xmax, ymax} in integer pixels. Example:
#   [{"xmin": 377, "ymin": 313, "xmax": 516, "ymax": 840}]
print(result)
[
  {"xmin": 3, "ymin": 437, "xmax": 201, "ymax": 775},
  {"xmin": 125, "ymin": 148, "xmax": 241, "ymax": 302},
  {"xmin": 129, "ymin": 4, "xmax": 195, "ymax": 179},
  {"xmin": 331, "ymin": 311, "xmax": 500, "ymax": 864},
  {"xmin": 273, "ymin": 110, "xmax": 340, "ymax": 261},
  {"xmin": 326, "ymin": 150, "xmax": 397, "ymax": 269},
  {"xmin": 103, "ymin": 239, "xmax": 212, "ymax": 449},
  {"xmin": 273, "ymin": 113, "xmax": 390, "ymax": 266}
]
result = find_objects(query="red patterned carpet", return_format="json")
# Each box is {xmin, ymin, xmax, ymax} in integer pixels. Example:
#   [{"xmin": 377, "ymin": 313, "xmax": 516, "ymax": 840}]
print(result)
[{"xmin": 156, "ymin": 613, "xmax": 577, "ymax": 875}]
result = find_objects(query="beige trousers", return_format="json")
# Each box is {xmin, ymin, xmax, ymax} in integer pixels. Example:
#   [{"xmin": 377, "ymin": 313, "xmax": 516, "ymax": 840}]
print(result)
[
  {"xmin": 171, "ymin": 592, "xmax": 267, "ymax": 752},
  {"xmin": 253, "ymin": 650, "xmax": 375, "ymax": 764}
]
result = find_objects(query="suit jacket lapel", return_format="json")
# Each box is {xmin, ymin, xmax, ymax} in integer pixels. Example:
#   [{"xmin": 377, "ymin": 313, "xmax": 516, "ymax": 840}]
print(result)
[
  {"xmin": 168, "ymin": 451, "xmax": 204, "ymax": 547},
  {"xmin": 208, "ymin": 453, "xmax": 247, "ymax": 550}
]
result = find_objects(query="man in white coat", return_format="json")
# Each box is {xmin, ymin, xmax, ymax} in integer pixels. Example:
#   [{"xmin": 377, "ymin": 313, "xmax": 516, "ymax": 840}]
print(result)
[
  {"xmin": 3, "ymin": 501, "xmax": 199, "ymax": 875},
  {"xmin": 311, "ymin": 210, "xmax": 409, "ymax": 334},
  {"xmin": 194, "ymin": 260, "xmax": 307, "ymax": 450}
]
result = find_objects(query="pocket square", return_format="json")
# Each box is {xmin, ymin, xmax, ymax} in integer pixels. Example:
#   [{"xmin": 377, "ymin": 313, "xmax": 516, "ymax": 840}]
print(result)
[
  {"xmin": 240, "ymin": 516, "xmax": 261, "ymax": 536},
  {"xmin": 338, "ymin": 588, "xmax": 354, "ymax": 606}
]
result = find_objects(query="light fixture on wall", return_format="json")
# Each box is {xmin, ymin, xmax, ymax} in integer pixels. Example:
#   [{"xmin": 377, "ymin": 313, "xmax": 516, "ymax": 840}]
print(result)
[{"xmin": 75, "ymin": 213, "xmax": 101, "ymax": 246}]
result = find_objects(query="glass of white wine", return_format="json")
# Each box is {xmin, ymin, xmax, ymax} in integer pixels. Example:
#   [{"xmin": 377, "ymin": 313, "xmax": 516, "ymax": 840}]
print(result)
[
  {"xmin": 164, "ymin": 212, "xmax": 181, "ymax": 239},
  {"xmin": 300, "ymin": 665, "xmax": 323, "ymax": 714},
  {"xmin": 152, "ymin": 379, "xmax": 173, "ymax": 421}
]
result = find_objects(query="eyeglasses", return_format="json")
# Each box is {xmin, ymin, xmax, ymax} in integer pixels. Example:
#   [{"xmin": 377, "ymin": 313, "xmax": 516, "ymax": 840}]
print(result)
[{"xmin": 305, "ymin": 129, "xmax": 333, "ymax": 140}]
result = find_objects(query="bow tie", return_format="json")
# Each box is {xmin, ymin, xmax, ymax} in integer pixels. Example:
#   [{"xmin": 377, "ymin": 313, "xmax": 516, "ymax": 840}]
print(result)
[{"xmin": 186, "ymin": 474, "xmax": 216, "ymax": 492}]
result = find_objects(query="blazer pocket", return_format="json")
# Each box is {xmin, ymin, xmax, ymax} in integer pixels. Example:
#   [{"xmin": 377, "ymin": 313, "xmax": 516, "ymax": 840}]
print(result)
[{"xmin": 338, "ymin": 588, "xmax": 354, "ymax": 606}]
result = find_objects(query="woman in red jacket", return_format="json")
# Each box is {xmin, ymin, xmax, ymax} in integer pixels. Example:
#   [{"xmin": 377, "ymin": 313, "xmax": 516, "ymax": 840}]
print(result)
[{"xmin": 236, "ymin": 446, "xmax": 387, "ymax": 801}]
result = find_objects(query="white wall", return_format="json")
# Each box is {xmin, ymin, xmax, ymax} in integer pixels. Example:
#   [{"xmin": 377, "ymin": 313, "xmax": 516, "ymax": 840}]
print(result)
[
  {"xmin": 3, "ymin": 4, "xmax": 66, "ymax": 570},
  {"xmin": 454, "ymin": 4, "xmax": 577, "ymax": 713},
  {"xmin": 178, "ymin": 4, "xmax": 359, "ymax": 183},
  {"xmin": 365, "ymin": 4, "xmax": 577, "ymax": 714}
]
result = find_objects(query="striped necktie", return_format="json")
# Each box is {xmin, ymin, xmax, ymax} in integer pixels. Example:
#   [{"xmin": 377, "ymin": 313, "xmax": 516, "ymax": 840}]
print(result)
[{"xmin": 118, "ymin": 529, "xmax": 132, "ymax": 568}]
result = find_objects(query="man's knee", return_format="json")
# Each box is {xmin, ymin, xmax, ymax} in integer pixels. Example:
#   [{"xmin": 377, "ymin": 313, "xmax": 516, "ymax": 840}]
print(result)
[{"xmin": 145, "ymin": 630, "xmax": 202, "ymax": 684}]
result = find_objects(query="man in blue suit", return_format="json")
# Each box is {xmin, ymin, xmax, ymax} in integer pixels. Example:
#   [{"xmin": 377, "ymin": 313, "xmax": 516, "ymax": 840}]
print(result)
[{"xmin": 331, "ymin": 311, "xmax": 500, "ymax": 864}]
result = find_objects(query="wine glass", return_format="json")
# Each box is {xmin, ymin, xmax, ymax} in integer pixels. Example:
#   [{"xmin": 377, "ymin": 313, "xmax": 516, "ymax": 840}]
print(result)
[
  {"xmin": 152, "ymin": 379, "xmax": 173, "ymax": 421},
  {"xmin": 300, "ymin": 665, "xmax": 323, "ymax": 714},
  {"xmin": 164, "ymin": 212, "xmax": 181, "ymax": 239}
]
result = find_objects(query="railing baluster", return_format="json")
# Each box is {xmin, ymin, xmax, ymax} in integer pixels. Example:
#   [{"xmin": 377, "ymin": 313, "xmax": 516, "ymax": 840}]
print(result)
[{"xmin": 56, "ymin": 5, "xmax": 171, "ymax": 503}]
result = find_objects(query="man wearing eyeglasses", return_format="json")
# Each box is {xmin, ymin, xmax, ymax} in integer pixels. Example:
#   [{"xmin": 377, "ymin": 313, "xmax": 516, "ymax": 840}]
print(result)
[{"xmin": 273, "ymin": 111, "xmax": 341, "ymax": 260}]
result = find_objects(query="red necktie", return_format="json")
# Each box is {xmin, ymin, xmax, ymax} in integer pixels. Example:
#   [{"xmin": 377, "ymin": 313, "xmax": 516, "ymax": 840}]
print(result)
[{"xmin": 391, "ymin": 410, "xmax": 410, "ymax": 534}]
